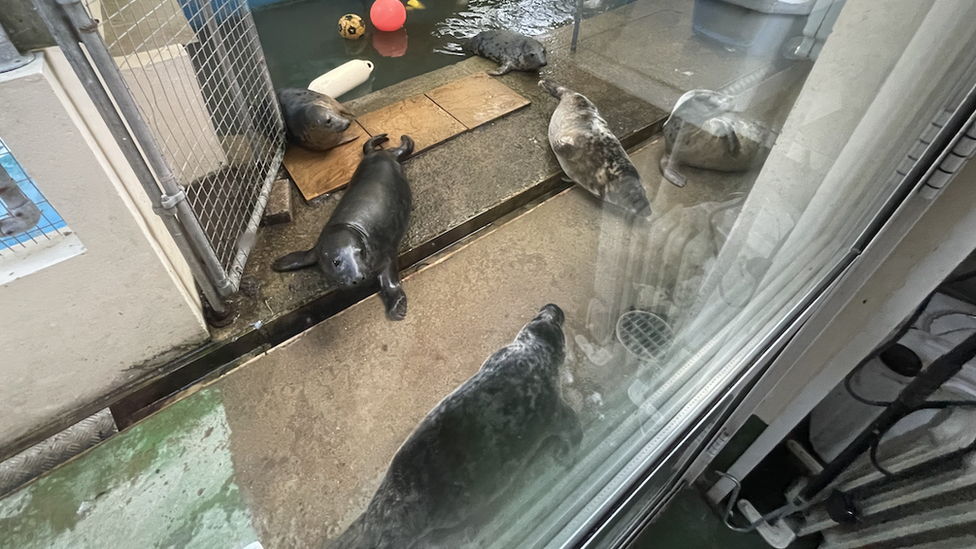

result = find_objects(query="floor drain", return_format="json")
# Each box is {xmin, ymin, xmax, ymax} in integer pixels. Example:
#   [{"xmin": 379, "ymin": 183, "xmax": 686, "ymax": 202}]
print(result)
[{"xmin": 616, "ymin": 310, "xmax": 674, "ymax": 363}]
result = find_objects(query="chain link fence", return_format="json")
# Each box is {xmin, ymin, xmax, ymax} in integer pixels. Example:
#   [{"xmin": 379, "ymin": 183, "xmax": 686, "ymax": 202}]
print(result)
[{"xmin": 82, "ymin": 0, "xmax": 283, "ymax": 289}]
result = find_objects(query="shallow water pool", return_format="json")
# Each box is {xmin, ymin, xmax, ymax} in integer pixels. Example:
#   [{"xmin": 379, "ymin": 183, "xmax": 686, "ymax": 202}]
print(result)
[{"xmin": 252, "ymin": 0, "xmax": 636, "ymax": 100}]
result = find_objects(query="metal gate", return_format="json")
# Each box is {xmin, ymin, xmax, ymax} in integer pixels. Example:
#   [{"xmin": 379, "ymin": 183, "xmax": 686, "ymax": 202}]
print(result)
[{"xmin": 32, "ymin": 0, "xmax": 284, "ymax": 315}]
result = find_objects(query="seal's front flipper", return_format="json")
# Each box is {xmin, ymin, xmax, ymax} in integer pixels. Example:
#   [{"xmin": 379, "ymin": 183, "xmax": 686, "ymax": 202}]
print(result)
[
  {"xmin": 488, "ymin": 64, "xmax": 512, "ymax": 76},
  {"xmin": 553, "ymin": 402, "xmax": 583, "ymax": 466},
  {"xmin": 271, "ymin": 249, "xmax": 317, "ymax": 272},
  {"xmin": 378, "ymin": 261, "xmax": 408, "ymax": 321},
  {"xmin": 660, "ymin": 153, "xmax": 687, "ymax": 188}
]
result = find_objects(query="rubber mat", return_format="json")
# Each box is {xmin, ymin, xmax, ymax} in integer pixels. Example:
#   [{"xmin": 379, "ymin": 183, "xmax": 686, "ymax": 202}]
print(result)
[{"xmin": 283, "ymin": 72, "xmax": 530, "ymax": 201}]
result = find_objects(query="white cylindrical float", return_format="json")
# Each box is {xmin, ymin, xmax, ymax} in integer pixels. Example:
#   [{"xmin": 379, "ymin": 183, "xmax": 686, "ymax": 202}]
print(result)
[{"xmin": 308, "ymin": 59, "xmax": 374, "ymax": 99}]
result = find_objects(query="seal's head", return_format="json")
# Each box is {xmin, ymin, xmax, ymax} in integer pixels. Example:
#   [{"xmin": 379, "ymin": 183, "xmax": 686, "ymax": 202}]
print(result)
[
  {"xmin": 311, "ymin": 105, "xmax": 351, "ymax": 133},
  {"xmin": 318, "ymin": 226, "xmax": 371, "ymax": 286},
  {"xmin": 519, "ymin": 39, "xmax": 547, "ymax": 71}
]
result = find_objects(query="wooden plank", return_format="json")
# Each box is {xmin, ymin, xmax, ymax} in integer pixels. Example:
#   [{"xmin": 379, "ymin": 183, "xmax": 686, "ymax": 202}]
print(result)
[
  {"xmin": 282, "ymin": 122, "xmax": 369, "ymax": 201},
  {"xmin": 283, "ymin": 75, "xmax": 530, "ymax": 201},
  {"xmin": 425, "ymin": 72, "xmax": 530, "ymax": 129},
  {"xmin": 356, "ymin": 94, "xmax": 467, "ymax": 153}
]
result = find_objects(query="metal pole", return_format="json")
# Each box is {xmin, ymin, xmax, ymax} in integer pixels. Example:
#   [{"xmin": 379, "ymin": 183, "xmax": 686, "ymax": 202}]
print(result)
[
  {"xmin": 52, "ymin": 0, "xmax": 235, "ymax": 298},
  {"xmin": 30, "ymin": 0, "xmax": 230, "ymax": 315},
  {"xmin": 0, "ymin": 20, "xmax": 35, "ymax": 73},
  {"xmin": 571, "ymin": 0, "xmax": 583, "ymax": 53}
]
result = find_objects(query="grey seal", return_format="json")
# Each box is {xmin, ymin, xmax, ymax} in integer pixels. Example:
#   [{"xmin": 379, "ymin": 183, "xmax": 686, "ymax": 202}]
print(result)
[
  {"xmin": 272, "ymin": 134, "xmax": 413, "ymax": 320},
  {"xmin": 540, "ymin": 78, "xmax": 651, "ymax": 217},
  {"xmin": 278, "ymin": 88, "xmax": 357, "ymax": 152},
  {"xmin": 660, "ymin": 89, "xmax": 769, "ymax": 187},
  {"xmin": 463, "ymin": 29, "xmax": 547, "ymax": 76},
  {"xmin": 328, "ymin": 304, "xmax": 582, "ymax": 549}
]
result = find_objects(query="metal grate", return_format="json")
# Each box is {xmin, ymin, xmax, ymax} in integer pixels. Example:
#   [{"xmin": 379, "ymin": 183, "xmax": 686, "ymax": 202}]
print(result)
[
  {"xmin": 616, "ymin": 310, "xmax": 675, "ymax": 363},
  {"xmin": 83, "ymin": 0, "xmax": 284, "ymax": 285},
  {"xmin": 0, "ymin": 137, "xmax": 70, "ymax": 257}
]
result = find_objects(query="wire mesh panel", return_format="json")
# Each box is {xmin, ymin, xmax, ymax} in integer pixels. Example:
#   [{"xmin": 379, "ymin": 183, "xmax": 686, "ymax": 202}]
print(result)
[
  {"xmin": 0, "ymin": 137, "xmax": 71, "ymax": 258},
  {"xmin": 83, "ymin": 0, "xmax": 284, "ymax": 287}
]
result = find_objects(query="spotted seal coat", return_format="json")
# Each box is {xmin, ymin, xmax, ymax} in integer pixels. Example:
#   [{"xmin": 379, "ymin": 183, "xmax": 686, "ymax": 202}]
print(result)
[
  {"xmin": 660, "ymin": 89, "xmax": 769, "ymax": 187},
  {"xmin": 463, "ymin": 29, "xmax": 547, "ymax": 76},
  {"xmin": 328, "ymin": 304, "xmax": 582, "ymax": 548},
  {"xmin": 272, "ymin": 134, "xmax": 413, "ymax": 320},
  {"xmin": 540, "ymin": 78, "xmax": 651, "ymax": 217},
  {"xmin": 278, "ymin": 88, "xmax": 357, "ymax": 152}
]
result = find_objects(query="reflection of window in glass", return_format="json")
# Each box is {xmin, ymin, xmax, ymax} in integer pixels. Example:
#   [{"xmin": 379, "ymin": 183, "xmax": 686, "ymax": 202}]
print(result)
[{"xmin": 0, "ymin": 138, "xmax": 70, "ymax": 257}]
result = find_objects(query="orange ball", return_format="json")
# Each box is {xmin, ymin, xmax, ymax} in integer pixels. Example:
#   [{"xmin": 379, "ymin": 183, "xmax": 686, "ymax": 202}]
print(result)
[{"xmin": 370, "ymin": 0, "xmax": 406, "ymax": 32}]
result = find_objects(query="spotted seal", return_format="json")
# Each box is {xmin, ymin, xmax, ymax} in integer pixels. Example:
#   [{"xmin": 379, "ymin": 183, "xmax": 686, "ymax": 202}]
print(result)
[
  {"xmin": 463, "ymin": 29, "xmax": 547, "ymax": 76},
  {"xmin": 540, "ymin": 78, "xmax": 651, "ymax": 217},
  {"xmin": 272, "ymin": 134, "xmax": 413, "ymax": 320},
  {"xmin": 278, "ymin": 88, "xmax": 357, "ymax": 152},
  {"xmin": 660, "ymin": 89, "xmax": 769, "ymax": 187},
  {"xmin": 328, "ymin": 304, "xmax": 582, "ymax": 548}
]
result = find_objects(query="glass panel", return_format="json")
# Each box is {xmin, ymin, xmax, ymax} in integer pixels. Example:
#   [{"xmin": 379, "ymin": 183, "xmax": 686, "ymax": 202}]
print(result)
[{"xmin": 242, "ymin": 1, "xmax": 976, "ymax": 548}]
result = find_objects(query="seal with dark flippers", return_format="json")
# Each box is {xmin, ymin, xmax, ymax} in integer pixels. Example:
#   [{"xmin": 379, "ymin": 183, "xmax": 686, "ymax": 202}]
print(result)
[
  {"xmin": 328, "ymin": 304, "xmax": 582, "ymax": 549},
  {"xmin": 660, "ymin": 89, "xmax": 769, "ymax": 187},
  {"xmin": 272, "ymin": 134, "xmax": 414, "ymax": 320},
  {"xmin": 540, "ymin": 79, "xmax": 651, "ymax": 217},
  {"xmin": 278, "ymin": 88, "xmax": 357, "ymax": 152},
  {"xmin": 463, "ymin": 29, "xmax": 547, "ymax": 76}
]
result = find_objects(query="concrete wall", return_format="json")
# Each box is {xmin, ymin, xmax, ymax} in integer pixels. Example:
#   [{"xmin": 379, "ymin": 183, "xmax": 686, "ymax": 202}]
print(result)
[{"xmin": 0, "ymin": 52, "xmax": 209, "ymax": 452}]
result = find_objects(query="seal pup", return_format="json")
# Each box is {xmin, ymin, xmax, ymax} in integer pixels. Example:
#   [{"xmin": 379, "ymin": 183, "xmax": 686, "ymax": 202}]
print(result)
[
  {"xmin": 278, "ymin": 88, "xmax": 357, "ymax": 152},
  {"xmin": 540, "ymin": 78, "xmax": 651, "ymax": 217},
  {"xmin": 272, "ymin": 134, "xmax": 414, "ymax": 320},
  {"xmin": 463, "ymin": 29, "xmax": 547, "ymax": 76},
  {"xmin": 328, "ymin": 304, "xmax": 582, "ymax": 549},
  {"xmin": 660, "ymin": 89, "xmax": 769, "ymax": 187}
]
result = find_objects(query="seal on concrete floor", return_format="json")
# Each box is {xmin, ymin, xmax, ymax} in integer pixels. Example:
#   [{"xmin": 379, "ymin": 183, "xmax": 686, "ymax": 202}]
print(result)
[
  {"xmin": 329, "ymin": 304, "xmax": 582, "ymax": 549},
  {"xmin": 463, "ymin": 29, "xmax": 548, "ymax": 76},
  {"xmin": 540, "ymin": 78, "xmax": 651, "ymax": 217},
  {"xmin": 272, "ymin": 134, "xmax": 414, "ymax": 321},
  {"xmin": 660, "ymin": 89, "xmax": 769, "ymax": 187},
  {"xmin": 278, "ymin": 88, "xmax": 357, "ymax": 152}
]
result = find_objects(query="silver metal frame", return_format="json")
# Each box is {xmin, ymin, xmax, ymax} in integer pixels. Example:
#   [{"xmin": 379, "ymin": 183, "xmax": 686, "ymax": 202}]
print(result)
[{"xmin": 32, "ymin": 0, "xmax": 284, "ymax": 313}]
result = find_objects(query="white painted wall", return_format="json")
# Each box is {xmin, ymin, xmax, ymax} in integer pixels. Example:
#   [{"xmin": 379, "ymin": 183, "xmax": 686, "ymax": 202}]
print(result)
[{"xmin": 0, "ymin": 52, "xmax": 209, "ymax": 451}]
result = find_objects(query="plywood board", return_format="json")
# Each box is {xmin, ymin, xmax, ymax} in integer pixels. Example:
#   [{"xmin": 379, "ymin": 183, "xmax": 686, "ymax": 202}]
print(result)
[
  {"xmin": 284, "ymin": 74, "xmax": 529, "ymax": 201},
  {"xmin": 426, "ymin": 72, "xmax": 530, "ymax": 129},
  {"xmin": 357, "ymin": 94, "xmax": 467, "ymax": 153},
  {"xmin": 282, "ymin": 122, "xmax": 369, "ymax": 200}
]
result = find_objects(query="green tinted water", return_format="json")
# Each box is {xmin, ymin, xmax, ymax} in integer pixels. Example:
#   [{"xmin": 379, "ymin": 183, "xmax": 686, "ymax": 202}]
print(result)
[{"xmin": 252, "ymin": 0, "xmax": 635, "ymax": 100}]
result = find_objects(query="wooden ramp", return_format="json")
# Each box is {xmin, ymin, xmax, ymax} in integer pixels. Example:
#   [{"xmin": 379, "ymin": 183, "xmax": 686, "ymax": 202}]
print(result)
[{"xmin": 283, "ymin": 72, "xmax": 530, "ymax": 201}]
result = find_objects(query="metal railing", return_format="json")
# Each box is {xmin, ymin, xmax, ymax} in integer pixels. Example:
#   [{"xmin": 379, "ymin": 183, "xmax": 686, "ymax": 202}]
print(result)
[{"xmin": 31, "ymin": 0, "xmax": 284, "ymax": 314}]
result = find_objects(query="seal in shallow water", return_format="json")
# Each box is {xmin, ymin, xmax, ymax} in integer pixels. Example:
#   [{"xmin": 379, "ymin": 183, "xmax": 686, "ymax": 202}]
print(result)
[
  {"xmin": 278, "ymin": 88, "xmax": 357, "ymax": 152},
  {"xmin": 328, "ymin": 304, "xmax": 582, "ymax": 549},
  {"xmin": 540, "ymin": 78, "xmax": 651, "ymax": 217},
  {"xmin": 463, "ymin": 29, "xmax": 547, "ymax": 76},
  {"xmin": 272, "ymin": 134, "xmax": 413, "ymax": 320},
  {"xmin": 660, "ymin": 89, "xmax": 769, "ymax": 187}
]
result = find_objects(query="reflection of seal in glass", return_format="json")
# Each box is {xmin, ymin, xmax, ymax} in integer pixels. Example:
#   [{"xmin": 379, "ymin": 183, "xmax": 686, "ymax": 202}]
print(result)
[
  {"xmin": 329, "ymin": 304, "xmax": 582, "ymax": 548},
  {"xmin": 660, "ymin": 89, "xmax": 770, "ymax": 188}
]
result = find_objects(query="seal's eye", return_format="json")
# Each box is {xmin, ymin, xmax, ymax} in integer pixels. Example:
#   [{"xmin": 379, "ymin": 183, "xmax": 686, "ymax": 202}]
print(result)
[{"xmin": 333, "ymin": 258, "xmax": 342, "ymax": 267}]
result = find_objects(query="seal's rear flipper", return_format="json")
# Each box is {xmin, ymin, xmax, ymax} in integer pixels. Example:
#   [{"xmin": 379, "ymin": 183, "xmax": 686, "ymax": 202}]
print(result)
[
  {"xmin": 271, "ymin": 249, "xmax": 317, "ymax": 272},
  {"xmin": 364, "ymin": 133, "xmax": 390, "ymax": 154},
  {"xmin": 392, "ymin": 135, "xmax": 415, "ymax": 161},
  {"xmin": 538, "ymin": 78, "xmax": 568, "ymax": 98}
]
